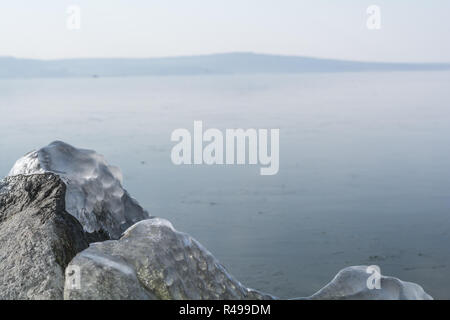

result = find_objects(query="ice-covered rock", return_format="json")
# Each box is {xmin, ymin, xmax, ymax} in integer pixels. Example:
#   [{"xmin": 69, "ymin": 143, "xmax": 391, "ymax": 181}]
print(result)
[
  {"xmin": 302, "ymin": 266, "xmax": 433, "ymax": 300},
  {"xmin": 64, "ymin": 218, "xmax": 433, "ymax": 300},
  {"xmin": 2, "ymin": 142, "xmax": 433, "ymax": 300},
  {"xmin": 64, "ymin": 218, "xmax": 275, "ymax": 300},
  {"xmin": 0, "ymin": 173, "xmax": 108, "ymax": 299},
  {"xmin": 8, "ymin": 141, "xmax": 149, "ymax": 239}
]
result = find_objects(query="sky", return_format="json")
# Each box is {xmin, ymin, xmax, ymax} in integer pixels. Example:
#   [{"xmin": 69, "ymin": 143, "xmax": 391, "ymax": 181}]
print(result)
[{"xmin": 0, "ymin": 0, "xmax": 449, "ymax": 62}]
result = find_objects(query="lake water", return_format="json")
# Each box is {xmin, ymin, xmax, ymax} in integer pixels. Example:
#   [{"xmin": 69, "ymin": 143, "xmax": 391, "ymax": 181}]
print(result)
[{"xmin": 1, "ymin": 72, "xmax": 450, "ymax": 299}]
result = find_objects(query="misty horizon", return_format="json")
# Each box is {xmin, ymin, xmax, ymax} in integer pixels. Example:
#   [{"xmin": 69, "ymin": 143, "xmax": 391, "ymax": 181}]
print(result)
[
  {"xmin": 2, "ymin": 52, "xmax": 449, "ymax": 78},
  {"xmin": 2, "ymin": 2, "xmax": 449, "ymax": 63},
  {"xmin": 2, "ymin": 52, "xmax": 450, "ymax": 65}
]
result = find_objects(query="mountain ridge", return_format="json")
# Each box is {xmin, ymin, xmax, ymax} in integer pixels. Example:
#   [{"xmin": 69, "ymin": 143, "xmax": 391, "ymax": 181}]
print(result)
[{"xmin": 1, "ymin": 52, "xmax": 449, "ymax": 78}]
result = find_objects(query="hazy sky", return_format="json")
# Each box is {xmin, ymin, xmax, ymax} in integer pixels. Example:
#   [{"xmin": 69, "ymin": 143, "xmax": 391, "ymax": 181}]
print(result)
[{"xmin": 1, "ymin": 0, "xmax": 449, "ymax": 62}]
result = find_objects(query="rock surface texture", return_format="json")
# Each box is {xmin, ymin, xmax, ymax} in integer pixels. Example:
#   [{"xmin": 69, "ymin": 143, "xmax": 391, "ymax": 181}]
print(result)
[
  {"xmin": 64, "ymin": 218, "xmax": 274, "ymax": 300},
  {"xmin": 0, "ymin": 173, "xmax": 107, "ymax": 299}
]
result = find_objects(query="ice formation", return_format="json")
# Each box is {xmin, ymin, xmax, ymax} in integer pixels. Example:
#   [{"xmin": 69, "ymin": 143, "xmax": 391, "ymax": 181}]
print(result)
[
  {"xmin": 5, "ymin": 142, "xmax": 433, "ymax": 300},
  {"xmin": 65, "ymin": 218, "xmax": 275, "ymax": 300},
  {"xmin": 64, "ymin": 217, "xmax": 432, "ymax": 300},
  {"xmin": 8, "ymin": 141, "xmax": 149, "ymax": 238},
  {"xmin": 303, "ymin": 266, "xmax": 433, "ymax": 300}
]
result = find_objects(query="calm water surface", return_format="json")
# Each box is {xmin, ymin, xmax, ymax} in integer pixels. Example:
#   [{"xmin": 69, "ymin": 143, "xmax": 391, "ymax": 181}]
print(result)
[{"xmin": 1, "ymin": 72, "xmax": 450, "ymax": 298}]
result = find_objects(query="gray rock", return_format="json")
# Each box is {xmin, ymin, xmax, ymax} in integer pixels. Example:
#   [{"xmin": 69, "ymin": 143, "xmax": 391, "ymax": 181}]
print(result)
[
  {"xmin": 0, "ymin": 173, "xmax": 107, "ymax": 300},
  {"xmin": 301, "ymin": 266, "xmax": 433, "ymax": 300},
  {"xmin": 64, "ymin": 218, "xmax": 275, "ymax": 300},
  {"xmin": 1, "ymin": 141, "xmax": 150, "ymax": 299}
]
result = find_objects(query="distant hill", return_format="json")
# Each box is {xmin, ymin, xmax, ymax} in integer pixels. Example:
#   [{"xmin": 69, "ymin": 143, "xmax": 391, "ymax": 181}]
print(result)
[{"xmin": 1, "ymin": 53, "xmax": 449, "ymax": 78}]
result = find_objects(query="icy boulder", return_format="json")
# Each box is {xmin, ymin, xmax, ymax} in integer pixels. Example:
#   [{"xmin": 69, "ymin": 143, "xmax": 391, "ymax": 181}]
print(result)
[
  {"xmin": 64, "ymin": 218, "xmax": 432, "ymax": 300},
  {"xmin": 8, "ymin": 141, "xmax": 149, "ymax": 239},
  {"xmin": 64, "ymin": 218, "xmax": 275, "ymax": 300},
  {"xmin": 303, "ymin": 266, "xmax": 433, "ymax": 300}
]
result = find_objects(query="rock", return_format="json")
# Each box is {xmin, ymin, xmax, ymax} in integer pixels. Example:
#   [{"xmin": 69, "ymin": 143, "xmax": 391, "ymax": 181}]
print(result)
[
  {"xmin": 302, "ymin": 266, "xmax": 433, "ymax": 300},
  {"xmin": 0, "ymin": 173, "xmax": 108, "ymax": 300},
  {"xmin": 64, "ymin": 218, "xmax": 275, "ymax": 300},
  {"xmin": 8, "ymin": 141, "xmax": 150, "ymax": 239}
]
